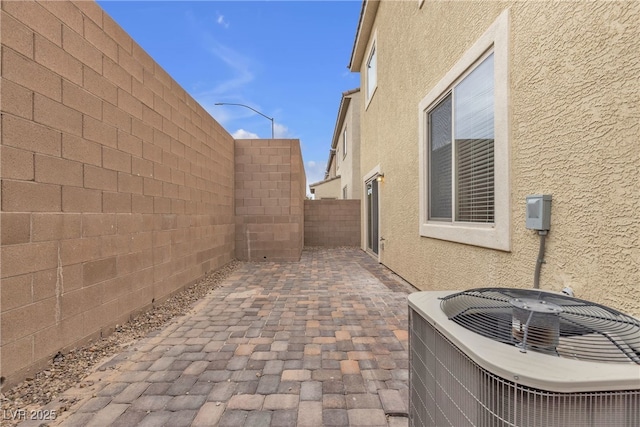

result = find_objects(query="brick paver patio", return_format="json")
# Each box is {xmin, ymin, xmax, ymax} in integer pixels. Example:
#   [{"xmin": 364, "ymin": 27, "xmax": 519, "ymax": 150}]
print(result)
[{"xmin": 25, "ymin": 248, "xmax": 414, "ymax": 426}]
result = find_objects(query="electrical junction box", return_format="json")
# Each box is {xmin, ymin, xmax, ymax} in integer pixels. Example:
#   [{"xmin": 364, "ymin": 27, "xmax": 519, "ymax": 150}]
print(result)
[{"xmin": 526, "ymin": 195, "xmax": 552, "ymax": 231}]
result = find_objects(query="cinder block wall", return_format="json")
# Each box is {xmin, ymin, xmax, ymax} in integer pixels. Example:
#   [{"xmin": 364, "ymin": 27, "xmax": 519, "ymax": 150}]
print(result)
[
  {"xmin": 304, "ymin": 200, "xmax": 361, "ymax": 247},
  {"xmin": 235, "ymin": 139, "xmax": 306, "ymax": 262},
  {"xmin": 0, "ymin": 1, "xmax": 235, "ymax": 388}
]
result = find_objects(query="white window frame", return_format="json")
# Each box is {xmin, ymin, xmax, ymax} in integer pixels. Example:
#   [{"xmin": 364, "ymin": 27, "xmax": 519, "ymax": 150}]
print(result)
[
  {"xmin": 418, "ymin": 10, "xmax": 510, "ymax": 251},
  {"xmin": 365, "ymin": 32, "xmax": 378, "ymax": 108},
  {"xmin": 343, "ymin": 127, "xmax": 347, "ymax": 159}
]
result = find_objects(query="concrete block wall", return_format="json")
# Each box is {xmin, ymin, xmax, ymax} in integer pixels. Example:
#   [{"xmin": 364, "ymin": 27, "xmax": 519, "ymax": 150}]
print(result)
[
  {"xmin": 234, "ymin": 139, "xmax": 306, "ymax": 262},
  {"xmin": 0, "ymin": 0, "xmax": 235, "ymax": 388},
  {"xmin": 304, "ymin": 200, "xmax": 361, "ymax": 247}
]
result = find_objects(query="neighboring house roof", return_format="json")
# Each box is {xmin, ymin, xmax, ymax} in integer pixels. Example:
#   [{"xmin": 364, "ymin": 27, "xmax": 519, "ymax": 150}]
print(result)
[
  {"xmin": 348, "ymin": 0, "xmax": 380, "ymax": 71},
  {"xmin": 309, "ymin": 175, "xmax": 342, "ymax": 188},
  {"xmin": 324, "ymin": 153, "xmax": 336, "ymax": 180},
  {"xmin": 324, "ymin": 88, "xmax": 361, "ymax": 179}
]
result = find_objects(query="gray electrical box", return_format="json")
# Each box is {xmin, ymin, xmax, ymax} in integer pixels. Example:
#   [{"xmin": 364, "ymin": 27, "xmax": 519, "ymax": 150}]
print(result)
[{"xmin": 526, "ymin": 194, "xmax": 552, "ymax": 231}]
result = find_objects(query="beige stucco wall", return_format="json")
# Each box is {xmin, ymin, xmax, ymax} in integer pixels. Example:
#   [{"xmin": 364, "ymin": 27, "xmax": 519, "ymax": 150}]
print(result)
[
  {"xmin": 336, "ymin": 92, "xmax": 362, "ymax": 200},
  {"xmin": 357, "ymin": 1, "xmax": 640, "ymax": 317},
  {"xmin": 310, "ymin": 176, "xmax": 341, "ymax": 199}
]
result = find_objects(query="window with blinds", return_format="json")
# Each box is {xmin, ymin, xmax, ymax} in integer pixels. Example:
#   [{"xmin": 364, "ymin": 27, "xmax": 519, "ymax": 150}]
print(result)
[
  {"xmin": 428, "ymin": 52, "xmax": 494, "ymax": 223},
  {"xmin": 428, "ymin": 95, "xmax": 453, "ymax": 220},
  {"xmin": 418, "ymin": 10, "xmax": 509, "ymax": 250}
]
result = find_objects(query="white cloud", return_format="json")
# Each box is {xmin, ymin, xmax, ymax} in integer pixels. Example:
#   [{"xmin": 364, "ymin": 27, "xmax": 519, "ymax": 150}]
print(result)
[
  {"xmin": 232, "ymin": 129, "xmax": 260, "ymax": 139},
  {"xmin": 305, "ymin": 159, "xmax": 326, "ymax": 187},
  {"xmin": 216, "ymin": 13, "xmax": 229, "ymax": 28},
  {"xmin": 274, "ymin": 122, "xmax": 293, "ymax": 139}
]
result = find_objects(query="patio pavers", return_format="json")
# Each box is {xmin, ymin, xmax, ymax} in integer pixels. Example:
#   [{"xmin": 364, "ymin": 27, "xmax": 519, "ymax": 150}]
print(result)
[{"xmin": 25, "ymin": 248, "xmax": 413, "ymax": 426}]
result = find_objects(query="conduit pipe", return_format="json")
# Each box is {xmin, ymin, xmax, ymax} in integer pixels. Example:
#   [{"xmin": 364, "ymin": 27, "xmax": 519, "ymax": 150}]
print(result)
[{"xmin": 533, "ymin": 230, "xmax": 547, "ymax": 289}]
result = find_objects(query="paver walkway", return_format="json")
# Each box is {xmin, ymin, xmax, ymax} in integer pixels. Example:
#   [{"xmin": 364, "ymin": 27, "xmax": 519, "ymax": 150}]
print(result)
[{"xmin": 26, "ymin": 248, "xmax": 415, "ymax": 426}]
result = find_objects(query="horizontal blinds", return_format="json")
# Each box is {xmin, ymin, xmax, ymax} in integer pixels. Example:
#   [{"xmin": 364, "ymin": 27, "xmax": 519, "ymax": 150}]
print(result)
[
  {"xmin": 429, "ymin": 95, "xmax": 452, "ymax": 220},
  {"xmin": 454, "ymin": 53, "xmax": 495, "ymax": 223},
  {"xmin": 456, "ymin": 138, "xmax": 494, "ymax": 222},
  {"xmin": 426, "ymin": 53, "xmax": 495, "ymax": 224}
]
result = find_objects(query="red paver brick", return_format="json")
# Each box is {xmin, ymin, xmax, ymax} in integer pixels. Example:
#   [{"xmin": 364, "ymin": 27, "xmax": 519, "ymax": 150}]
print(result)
[
  {"xmin": 347, "ymin": 351, "xmax": 375, "ymax": 360},
  {"xmin": 340, "ymin": 360, "xmax": 360, "ymax": 375},
  {"xmin": 281, "ymin": 369, "xmax": 311, "ymax": 381},
  {"xmin": 234, "ymin": 344, "xmax": 255, "ymax": 356},
  {"xmin": 312, "ymin": 337, "xmax": 336, "ymax": 344},
  {"xmin": 297, "ymin": 401, "xmax": 322, "ymax": 426},
  {"xmin": 393, "ymin": 330, "xmax": 409, "ymax": 341},
  {"xmin": 227, "ymin": 394, "xmax": 264, "ymax": 410},
  {"xmin": 347, "ymin": 408, "xmax": 387, "ymax": 426},
  {"xmin": 304, "ymin": 344, "xmax": 321, "ymax": 356},
  {"xmin": 335, "ymin": 330, "xmax": 351, "ymax": 341},
  {"xmin": 378, "ymin": 388, "xmax": 408, "ymax": 415},
  {"xmin": 263, "ymin": 394, "xmax": 298, "ymax": 410},
  {"xmin": 191, "ymin": 402, "xmax": 225, "ymax": 426}
]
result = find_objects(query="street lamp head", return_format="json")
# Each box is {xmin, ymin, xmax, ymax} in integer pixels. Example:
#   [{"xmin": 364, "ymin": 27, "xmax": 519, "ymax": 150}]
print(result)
[{"xmin": 213, "ymin": 102, "xmax": 274, "ymax": 139}]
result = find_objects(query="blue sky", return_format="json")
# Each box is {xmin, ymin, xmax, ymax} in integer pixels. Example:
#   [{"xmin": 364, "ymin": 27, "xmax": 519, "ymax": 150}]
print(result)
[{"xmin": 98, "ymin": 1, "xmax": 362, "ymax": 190}]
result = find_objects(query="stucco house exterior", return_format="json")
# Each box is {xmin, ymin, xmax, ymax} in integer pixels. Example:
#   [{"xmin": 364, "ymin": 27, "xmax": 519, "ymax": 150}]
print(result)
[
  {"xmin": 349, "ymin": 0, "xmax": 640, "ymax": 317},
  {"xmin": 309, "ymin": 175, "xmax": 341, "ymax": 200},
  {"xmin": 310, "ymin": 88, "xmax": 361, "ymax": 200}
]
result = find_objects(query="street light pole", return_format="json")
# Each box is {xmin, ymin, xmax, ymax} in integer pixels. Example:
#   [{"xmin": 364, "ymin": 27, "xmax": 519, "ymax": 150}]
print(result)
[{"xmin": 214, "ymin": 102, "xmax": 275, "ymax": 139}]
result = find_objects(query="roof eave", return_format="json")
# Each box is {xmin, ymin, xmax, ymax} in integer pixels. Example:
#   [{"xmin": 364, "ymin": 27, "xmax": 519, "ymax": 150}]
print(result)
[
  {"xmin": 347, "ymin": 0, "xmax": 380, "ymax": 72},
  {"xmin": 309, "ymin": 175, "xmax": 342, "ymax": 188},
  {"xmin": 331, "ymin": 88, "xmax": 360, "ymax": 150},
  {"xmin": 325, "ymin": 88, "xmax": 360, "ymax": 178}
]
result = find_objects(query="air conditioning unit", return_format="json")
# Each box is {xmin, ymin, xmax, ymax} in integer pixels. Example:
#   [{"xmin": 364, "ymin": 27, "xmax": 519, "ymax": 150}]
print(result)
[{"xmin": 408, "ymin": 288, "xmax": 640, "ymax": 427}]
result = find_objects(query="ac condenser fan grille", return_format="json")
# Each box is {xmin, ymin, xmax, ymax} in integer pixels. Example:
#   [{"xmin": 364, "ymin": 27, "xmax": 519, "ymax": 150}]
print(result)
[{"xmin": 440, "ymin": 288, "xmax": 640, "ymax": 364}]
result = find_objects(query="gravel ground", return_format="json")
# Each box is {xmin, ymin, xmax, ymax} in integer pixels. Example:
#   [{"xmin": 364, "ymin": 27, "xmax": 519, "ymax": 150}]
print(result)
[{"xmin": 0, "ymin": 260, "xmax": 239, "ymax": 426}]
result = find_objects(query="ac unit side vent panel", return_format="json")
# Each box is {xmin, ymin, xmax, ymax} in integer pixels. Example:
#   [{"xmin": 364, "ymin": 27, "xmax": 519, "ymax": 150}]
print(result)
[{"xmin": 409, "ymin": 308, "xmax": 640, "ymax": 427}]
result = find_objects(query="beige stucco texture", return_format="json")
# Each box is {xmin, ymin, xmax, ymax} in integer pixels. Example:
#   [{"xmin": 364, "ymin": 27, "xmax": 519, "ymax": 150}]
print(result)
[
  {"xmin": 358, "ymin": 1, "xmax": 640, "ymax": 316},
  {"xmin": 335, "ymin": 91, "xmax": 362, "ymax": 200},
  {"xmin": 311, "ymin": 176, "xmax": 342, "ymax": 199}
]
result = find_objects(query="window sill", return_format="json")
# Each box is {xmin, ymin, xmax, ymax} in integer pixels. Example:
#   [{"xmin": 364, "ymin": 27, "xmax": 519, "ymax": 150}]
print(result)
[
  {"xmin": 365, "ymin": 86, "xmax": 377, "ymax": 111},
  {"xmin": 420, "ymin": 221, "xmax": 510, "ymax": 251}
]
